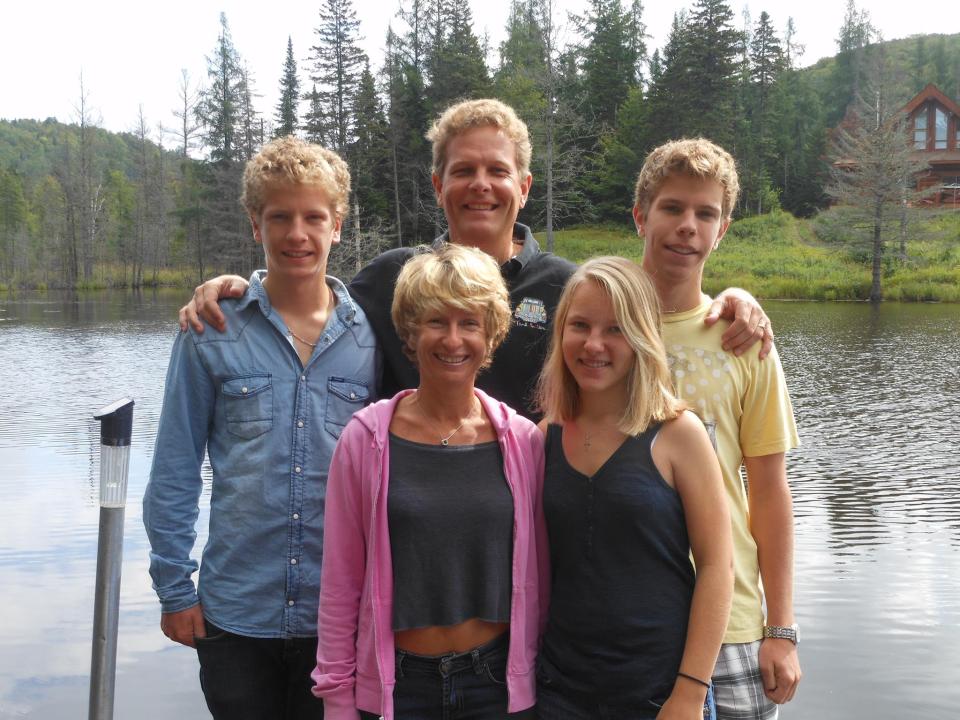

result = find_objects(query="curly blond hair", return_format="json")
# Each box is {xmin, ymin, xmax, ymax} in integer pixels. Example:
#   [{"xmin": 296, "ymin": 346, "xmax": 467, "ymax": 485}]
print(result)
[
  {"xmin": 427, "ymin": 98, "xmax": 532, "ymax": 178},
  {"xmin": 634, "ymin": 138, "xmax": 740, "ymax": 220},
  {"xmin": 241, "ymin": 135, "xmax": 350, "ymax": 218},
  {"xmin": 391, "ymin": 244, "xmax": 512, "ymax": 369}
]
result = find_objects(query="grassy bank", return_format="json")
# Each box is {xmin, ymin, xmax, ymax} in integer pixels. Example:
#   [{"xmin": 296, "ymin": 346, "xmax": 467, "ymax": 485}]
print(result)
[
  {"xmin": 0, "ymin": 266, "xmax": 203, "ymax": 292},
  {"xmin": 541, "ymin": 208, "xmax": 960, "ymax": 302}
]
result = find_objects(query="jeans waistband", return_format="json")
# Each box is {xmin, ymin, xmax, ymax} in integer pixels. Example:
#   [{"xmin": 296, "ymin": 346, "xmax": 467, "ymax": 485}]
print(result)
[{"xmin": 395, "ymin": 632, "xmax": 508, "ymax": 679}]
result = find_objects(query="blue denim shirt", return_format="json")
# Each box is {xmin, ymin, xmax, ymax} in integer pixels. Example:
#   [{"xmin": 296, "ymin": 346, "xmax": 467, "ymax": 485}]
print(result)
[{"xmin": 143, "ymin": 272, "xmax": 379, "ymax": 638}]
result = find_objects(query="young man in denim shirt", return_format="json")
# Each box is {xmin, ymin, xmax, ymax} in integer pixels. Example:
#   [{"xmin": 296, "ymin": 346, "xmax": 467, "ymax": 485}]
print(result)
[{"xmin": 143, "ymin": 137, "xmax": 378, "ymax": 719}]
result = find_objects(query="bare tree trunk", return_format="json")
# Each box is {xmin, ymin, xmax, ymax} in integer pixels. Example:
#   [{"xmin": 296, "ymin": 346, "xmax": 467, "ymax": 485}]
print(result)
[
  {"xmin": 392, "ymin": 139, "xmax": 403, "ymax": 247},
  {"xmin": 353, "ymin": 201, "xmax": 362, "ymax": 276},
  {"xmin": 870, "ymin": 200, "xmax": 883, "ymax": 303},
  {"xmin": 543, "ymin": 0, "xmax": 556, "ymax": 253},
  {"xmin": 898, "ymin": 195, "xmax": 907, "ymax": 259}
]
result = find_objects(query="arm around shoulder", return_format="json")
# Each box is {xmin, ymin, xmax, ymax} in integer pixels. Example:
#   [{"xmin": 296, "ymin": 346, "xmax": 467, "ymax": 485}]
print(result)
[{"xmin": 707, "ymin": 287, "xmax": 774, "ymax": 359}]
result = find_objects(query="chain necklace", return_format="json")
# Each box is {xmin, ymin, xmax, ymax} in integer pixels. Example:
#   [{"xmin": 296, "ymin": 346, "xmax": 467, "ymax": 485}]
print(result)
[
  {"xmin": 289, "ymin": 329, "xmax": 318, "ymax": 348},
  {"xmin": 286, "ymin": 285, "xmax": 335, "ymax": 349},
  {"xmin": 417, "ymin": 395, "xmax": 478, "ymax": 446}
]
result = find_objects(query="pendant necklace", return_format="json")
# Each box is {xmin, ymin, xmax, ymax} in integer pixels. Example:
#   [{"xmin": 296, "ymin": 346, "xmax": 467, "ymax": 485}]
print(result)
[{"xmin": 418, "ymin": 395, "xmax": 477, "ymax": 446}]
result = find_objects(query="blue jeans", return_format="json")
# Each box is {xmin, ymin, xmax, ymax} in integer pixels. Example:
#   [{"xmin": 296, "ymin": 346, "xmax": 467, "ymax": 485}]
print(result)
[
  {"xmin": 536, "ymin": 662, "xmax": 716, "ymax": 720},
  {"xmin": 195, "ymin": 621, "xmax": 324, "ymax": 720},
  {"xmin": 359, "ymin": 633, "xmax": 533, "ymax": 720}
]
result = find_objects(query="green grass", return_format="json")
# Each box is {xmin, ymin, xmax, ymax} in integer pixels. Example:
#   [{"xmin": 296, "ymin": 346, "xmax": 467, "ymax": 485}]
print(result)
[
  {"xmin": 539, "ymin": 208, "xmax": 960, "ymax": 302},
  {"xmin": 0, "ymin": 265, "xmax": 209, "ymax": 290}
]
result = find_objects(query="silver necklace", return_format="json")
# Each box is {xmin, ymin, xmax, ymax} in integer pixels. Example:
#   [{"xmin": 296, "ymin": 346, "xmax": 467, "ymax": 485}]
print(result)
[
  {"xmin": 418, "ymin": 397, "xmax": 477, "ymax": 446},
  {"xmin": 287, "ymin": 286, "xmax": 334, "ymax": 349}
]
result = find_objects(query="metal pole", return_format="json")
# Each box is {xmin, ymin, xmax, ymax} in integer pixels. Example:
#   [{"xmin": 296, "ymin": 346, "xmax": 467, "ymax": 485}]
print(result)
[{"xmin": 89, "ymin": 398, "xmax": 134, "ymax": 720}]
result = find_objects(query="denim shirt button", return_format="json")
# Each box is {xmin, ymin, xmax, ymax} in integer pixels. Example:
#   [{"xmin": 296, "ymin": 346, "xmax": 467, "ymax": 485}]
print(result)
[
  {"xmin": 297, "ymin": 420, "xmax": 304, "ymax": 428},
  {"xmin": 287, "ymin": 600, "xmax": 295, "ymax": 606},
  {"xmin": 241, "ymin": 386, "xmax": 248, "ymax": 394},
  {"xmin": 350, "ymin": 392, "xmax": 357, "ymax": 400},
  {"xmin": 292, "ymin": 513, "xmax": 300, "ymax": 520},
  {"xmin": 295, "ymin": 466, "xmax": 302, "ymax": 473},
  {"xmin": 290, "ymin": 558, "xmax": 298, "ymax": 565}
]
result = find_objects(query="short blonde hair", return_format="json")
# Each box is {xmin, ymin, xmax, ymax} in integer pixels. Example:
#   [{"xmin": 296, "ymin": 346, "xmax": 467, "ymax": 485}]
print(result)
[
  {"xmin": 634, "ymin": 138, "xmax": 740, "ymax": 220},
  {"xmin": 536, "ymin": 256, "xmax": 685, "ymax": 435},
  {"xmin": 427, "ymin": 98, "xmax": 532, "ymax": 178},
  {"xmin": 241, "ymin": 135, "xmax": 351, "ymax": 218},
  {"xmin": 391, "ymin": 244, "xmax": 512, "ymax": 368}
]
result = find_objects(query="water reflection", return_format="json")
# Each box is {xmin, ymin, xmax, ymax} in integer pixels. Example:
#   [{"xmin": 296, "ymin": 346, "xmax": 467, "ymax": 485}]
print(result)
[{"xmin": 0, "ymin": 293, "xmax": 958, "ymax": 719}]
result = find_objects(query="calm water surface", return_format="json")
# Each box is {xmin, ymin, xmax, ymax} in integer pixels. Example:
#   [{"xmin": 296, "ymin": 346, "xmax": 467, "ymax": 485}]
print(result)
[{"xmin": 0, "ymin": 292, "xmax": 958, "ymax": 719}]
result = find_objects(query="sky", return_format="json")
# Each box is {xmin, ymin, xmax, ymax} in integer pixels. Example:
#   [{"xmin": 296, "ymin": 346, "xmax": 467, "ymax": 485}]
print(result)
[{"xmin": 1, "ymin": 0, "xmax": 955, "ymax": 138}]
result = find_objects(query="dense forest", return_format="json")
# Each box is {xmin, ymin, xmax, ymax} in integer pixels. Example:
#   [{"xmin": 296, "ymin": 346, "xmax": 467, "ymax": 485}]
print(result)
[{"xmin": 0, "ymin": 0, "xmax": 958, "ymax": 289}]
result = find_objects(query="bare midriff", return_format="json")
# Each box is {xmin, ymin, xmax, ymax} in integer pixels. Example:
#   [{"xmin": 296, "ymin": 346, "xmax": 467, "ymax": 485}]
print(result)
[{"xmin": 394, "ymin": 619, "xmax": 509, "ymax": 655}]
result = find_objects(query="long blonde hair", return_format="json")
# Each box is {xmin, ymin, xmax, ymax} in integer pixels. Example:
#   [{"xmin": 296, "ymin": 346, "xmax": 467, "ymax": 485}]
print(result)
[{"xmin": 536, "ymin": 256, "xmax": 685, "ymax": 434}]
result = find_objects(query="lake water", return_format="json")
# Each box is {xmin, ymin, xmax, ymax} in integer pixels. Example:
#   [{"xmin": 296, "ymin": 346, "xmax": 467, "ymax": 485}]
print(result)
[{"xmin": 0, "ymin": 292, "xmax": 958, "ymax": 719}]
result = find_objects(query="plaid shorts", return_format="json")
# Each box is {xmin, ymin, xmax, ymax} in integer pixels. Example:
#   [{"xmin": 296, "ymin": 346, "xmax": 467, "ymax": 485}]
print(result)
[{"xmin": 712, "ymin": 641, "xmax": 778, "ymax": 720}]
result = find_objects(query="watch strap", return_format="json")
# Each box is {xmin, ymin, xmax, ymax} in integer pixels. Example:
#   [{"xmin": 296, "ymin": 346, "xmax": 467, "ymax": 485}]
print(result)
[{"xmin": 763, "ymin": 624, "xmax": 798, "ymax": 644}]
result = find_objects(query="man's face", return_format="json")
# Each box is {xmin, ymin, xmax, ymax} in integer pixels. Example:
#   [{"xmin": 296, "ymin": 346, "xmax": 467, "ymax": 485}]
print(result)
[
  {"xmin": 634, "ymin": 174, "xmax": 730, "ymax": 285},
  {"xmin": 432, "ymin": 125, "xmax": 532, "ymax": 261},
  {"xmin": 250, "ymin": 182, "xmax": 341, "ymax": 281}
]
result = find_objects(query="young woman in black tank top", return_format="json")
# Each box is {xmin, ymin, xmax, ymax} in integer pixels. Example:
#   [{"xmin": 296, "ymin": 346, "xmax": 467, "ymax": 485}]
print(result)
[{"xmin": 534, "ymin": 257, "xmax": 733, "ymax": 720}]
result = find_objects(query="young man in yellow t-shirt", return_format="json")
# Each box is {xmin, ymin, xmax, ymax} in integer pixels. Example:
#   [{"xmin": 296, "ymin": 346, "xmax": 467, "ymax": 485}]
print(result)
[{"xmin": 632, "ymin": 138, "xmax": 801, "ymax": 720}]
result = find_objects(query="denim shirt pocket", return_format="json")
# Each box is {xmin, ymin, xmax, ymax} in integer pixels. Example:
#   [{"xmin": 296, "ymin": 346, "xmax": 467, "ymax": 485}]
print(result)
[
  {"xmin": 324, "ymin": 377, "xmax": 369, "ymax": 439},
  {"xmin": 222, "ymin": 373, "xmax": 274, "ymax": 439}
]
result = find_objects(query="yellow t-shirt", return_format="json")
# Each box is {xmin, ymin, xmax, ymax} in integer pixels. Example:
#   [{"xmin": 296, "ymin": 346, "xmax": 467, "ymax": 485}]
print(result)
[{"xmin": 661, "ymin": 298, "xmax": 799, "ymax": 644}]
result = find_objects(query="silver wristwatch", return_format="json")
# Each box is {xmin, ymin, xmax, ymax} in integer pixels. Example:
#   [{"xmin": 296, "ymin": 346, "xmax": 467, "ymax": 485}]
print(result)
[{"xmin": 763, "ymin": 623, "xmax": 800, "ymax": 645}]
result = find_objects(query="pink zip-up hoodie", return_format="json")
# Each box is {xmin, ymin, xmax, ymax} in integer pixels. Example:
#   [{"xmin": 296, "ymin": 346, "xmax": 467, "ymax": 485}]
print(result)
[{"xmin": 311, "ymin": 388, "xmax": 548, "ymax": 720}]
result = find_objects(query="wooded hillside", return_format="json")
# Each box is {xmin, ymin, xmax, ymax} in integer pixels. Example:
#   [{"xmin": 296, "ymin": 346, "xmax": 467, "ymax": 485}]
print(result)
[{"xmin": 1, "ymin": 0, "xmax": 958, "ymax": 289}]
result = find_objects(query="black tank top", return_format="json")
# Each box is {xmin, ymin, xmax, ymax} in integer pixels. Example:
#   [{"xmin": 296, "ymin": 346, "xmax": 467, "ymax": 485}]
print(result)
[
  {"xmin": 387, "ymin": 434, "xmax": 513, "ymax": 631},
  {"xmin": 540, "ymin": 422, "xmax": 695, "ymax": 703}
]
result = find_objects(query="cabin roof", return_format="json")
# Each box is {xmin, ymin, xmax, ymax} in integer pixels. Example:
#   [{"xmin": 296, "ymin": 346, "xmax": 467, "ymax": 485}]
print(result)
[{"xmin": 900, "ymin": 83, "xmax": 960, "ymax": 118}]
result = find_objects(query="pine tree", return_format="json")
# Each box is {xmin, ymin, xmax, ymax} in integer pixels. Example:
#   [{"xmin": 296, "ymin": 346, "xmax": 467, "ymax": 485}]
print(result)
[
  {"xmin": 682, "ymin": 0, "xmax": 742, "ymax": 147},
  {"xmin": 237, "ymin": 63, "xmax": 263, "ymax": 162},
  {"xmin": 428, "ymin": 0, "xmax": 490, "ymax": 110},
  {"xmin": 386, "ymin": 9, "xmax": 435, "ymax": 246},
  {"xmin": 349, "ymin": 64, "xmax": 392, "ymax": 228},
  {"xmin": 497, "ymin": 0, "xmax": 547, "ymax": 79},
  {"xmin": 274, "ymin": 37, "xmax": 300, "ymax": 138},
  {"xmin": 303, "ymin": 84, "xmax": 326, "ymax": 144},
  {"xmin": 196, "ymin": 13, "xmax": 244, "ymax": 162},
  {"xmin": 743, "ymin": 11, "xmax": 785, "ymax": 213},
  {"xmin": 309, "ymin": 0, "xmax": 368, "ymax": 152},
  {"xmin": 830, "ymin": 0, "xmax": 874, "ymax": 122},
  {"xmin": 193, "ymin": 13, "xmax": 250, "ymax": 273},
  {"xmin": 333, "ymin": 63, "xmax": 393, "ymax": 279},
  {"xmin": 827, "ymin": 50, "xmax": 929, "ymax": 302},
  {"xmin": 572, "ymin": 0, "xmax": 644, "ymax": 130},
  {"xmin": 645, "ymin": 13, "xmax": 694, "ymax": 147}
]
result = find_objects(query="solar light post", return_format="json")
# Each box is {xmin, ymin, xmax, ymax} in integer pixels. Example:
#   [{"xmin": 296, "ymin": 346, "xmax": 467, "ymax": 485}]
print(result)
[{"xmin": 89, "ymin": 398, "xmax": 134, "ymax": 720}]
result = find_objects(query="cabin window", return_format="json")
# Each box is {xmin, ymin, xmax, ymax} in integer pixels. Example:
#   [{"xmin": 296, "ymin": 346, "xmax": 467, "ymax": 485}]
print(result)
[
  {"xmin": 934, "ymin": 108, "xmax": 947, "ymax": 150},
  {"xmin": 914, "ymin": 112, "xmax": 927, "ymax": 149}
]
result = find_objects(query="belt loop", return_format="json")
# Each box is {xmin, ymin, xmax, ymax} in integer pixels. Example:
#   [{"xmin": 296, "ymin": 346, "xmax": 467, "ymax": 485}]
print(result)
[
  {"xmin": 396, "ymin": 650, "xmax": 406, "ymax": 679},
  {"xmin": 471, "ymin": 647, "xmax": 483, "ymax": 675}
]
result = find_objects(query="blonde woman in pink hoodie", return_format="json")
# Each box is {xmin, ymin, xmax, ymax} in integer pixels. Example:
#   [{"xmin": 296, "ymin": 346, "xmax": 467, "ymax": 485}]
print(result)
[{"xmin": 312, "ymin": 243, "xmax": 547, "ymax": 720}]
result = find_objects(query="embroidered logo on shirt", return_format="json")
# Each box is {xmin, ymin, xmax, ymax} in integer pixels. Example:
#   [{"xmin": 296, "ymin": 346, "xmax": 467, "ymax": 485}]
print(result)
[{"xmin": 514, "ymin": 297, "xmax": 548, "ymax": 328}]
